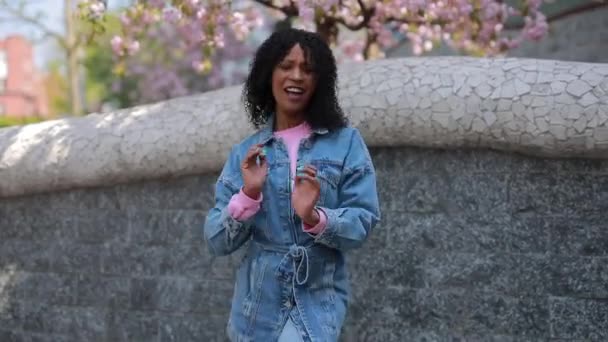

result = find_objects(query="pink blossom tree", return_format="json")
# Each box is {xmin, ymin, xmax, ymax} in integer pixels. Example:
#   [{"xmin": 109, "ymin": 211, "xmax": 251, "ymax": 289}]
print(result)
[
  {"xmin": 79, "ymin": 0, "xmax": 550, "ymax": 103},
  {"xmin": 109, "ymin": 16, "xmax": 260, "ymax": 104}
]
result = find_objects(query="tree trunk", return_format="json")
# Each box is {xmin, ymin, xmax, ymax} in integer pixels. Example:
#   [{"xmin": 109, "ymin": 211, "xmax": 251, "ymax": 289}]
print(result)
[
  {"xmin": 316, "ymin": 19, "xmax": 338, "ymax": 47},
  {"xmin": 64, "ymin": 0, "xmax": 82, "ymax": 115},
  {"xmin": 363, "ymin": 30, "xmax": 376, "ymax": 60}
]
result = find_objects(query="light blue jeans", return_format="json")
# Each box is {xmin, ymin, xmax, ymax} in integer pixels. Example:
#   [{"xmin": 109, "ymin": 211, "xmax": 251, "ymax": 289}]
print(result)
[{"xmin": 278, "ymin": 318, "xmax": 304, "ymax": 342}]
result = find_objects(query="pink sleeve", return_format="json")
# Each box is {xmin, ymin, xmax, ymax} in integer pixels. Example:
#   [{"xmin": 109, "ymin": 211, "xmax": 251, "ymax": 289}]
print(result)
[
  {"xmin": 227, "ymin": 188, "xmax": 263, "ymax": 221},
  {"xmin": 302, "ymin": 208, "xmax": 327, "ymax": 235}
]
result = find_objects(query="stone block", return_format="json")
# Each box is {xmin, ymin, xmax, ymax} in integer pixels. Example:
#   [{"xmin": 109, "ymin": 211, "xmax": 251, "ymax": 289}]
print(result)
[
  {"xmin": 166, "ymin": 210, "xmax": 206, "ymax": 245},
  {"xmin": 556, "ymin": 158, "xmax": 608, "ymax": 176},
  {"xmin": 15, "ymin": 273, "xmax": 77, "ymax": 306},
  {"xmin": 0, "ymin": 300, "xmax": 21, "ymax": 330},
  {"xmin": 129, "ymin": 278, "xmax": 157, "ymax": 311},
  {"xmin": 149, "ymin": 175, "xmax": 217, "ymax": 211},
  {"xmin": 422, "ymin": 252, "xmax": 550, "ymax": 296},
  {"xmin": 449, "ymin": 172, "xmax": 510, "ymax": 219},
  {"xmin": 350, "ymin": 239, "xmax": 426, "ymax": 293},
  {"xmin": 52, "ymin": 243, "xmax": 101, "ymax": 274},
  {"xmin": 555, "ymin": 174, "xmax": 603, "ymax": 216},
  {"xmin": 550, "ymin": 256, "xmax": 608, "ymax": 298},
  {"xmin": 106, "ymin": 310, "xmax": 160, "ymax": 342},
  {"xmin": 101, "ymin": 245, "xmax": 170, "ymax": 277},
  {"xmin": 116, "ymin": 181, "xmax": 166, "ymax": 211},
  {"xmin": 440, "ymin": 148, "xmax": 514, "ymax": 174},
  {"xmin": 128, "ymin": 211, "xmax": 169, "ymax": 246},
  {"xmin": 44, "ymin": 307, "xmax": 107, "ymax": 341},
  {"xmin": 75, "ymin": 274, "xmax": 130, "ymax": 309},
  {"xmin": 0, "ymin": 330, "xmax": 21, "ymax": 342},
  {"xmin": 397, "ymin": 170, "xmax": 448, "ymax": 214},
  {"xmin": 155, "ymin": 277, "xmax": 195, "ymax": 312},
  {"xmin": 158, "ymin": 313, "xmax": 226, "ymax": 342},
  {"xmin": 26, "ymin": 333, "xmax": 79, "ymax": 342},
  {"xmin": 74, "ymin": 186, "xmax": 124, "ymax": 211},
  {"xmin": 72, "ymin": 209, "xmax": 129, "ymax": 245},
  {"xmin": 550, "ymin": 297, "xmax": 608, "ymax": 341},
  {"xmin": 1, "ymin": 240, "xmax": 53, "ymax": 272},
  {"xmin": 499, "ymin": 216, "xmax": 550, "ymax": 254},
  {"xmin": 509, "ymin": 172, "xmax": 562, "ymax": 215},
  {"xmin": 189, "ymin": 279, "xmax": 234, "ymax": 315},
  {"xmin": 434, "ymin": 289, "xmax": 549, "ymax": 338},
  {"xmin": 545, "ymin": 216, "xmax": 608, "ymax": 256},
  {"xmin": 163, "ymin": 242, "xmax": 211, "ymax": 278},
  {"xmin": 0, "ymin": 207, "xmax": 33, "ymax": 240},
  {"xmin": 595, "ymin": 175, "xmax": 608, "ymax": 213},
  {"xmin": 20, "ymin": 303, "xmax": 49, "ymax": 333}
]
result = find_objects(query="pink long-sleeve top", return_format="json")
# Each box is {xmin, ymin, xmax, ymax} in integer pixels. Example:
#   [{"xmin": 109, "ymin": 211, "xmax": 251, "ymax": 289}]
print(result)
[{"xmin": 227, "ymin": 121, "xmax": 327, "ymax": 235}]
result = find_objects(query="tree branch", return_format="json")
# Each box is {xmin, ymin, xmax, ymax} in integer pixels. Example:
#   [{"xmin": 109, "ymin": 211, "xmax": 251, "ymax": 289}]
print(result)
[
  {"xmin": 0, "ymin": 0, "xmax": 65, "ymax": 45},
  {"xmin": 335, "ymin": 0, "xmax": 375, "ymax": 31},
  {"xmin": 504, "ymin": 1, "xmax": 608, "ymax": 30},
  {"xmin": 252, "ymin": 0, "xmax": 298, "ymax": 17},
  {"xmin": 363, "ymin": 29, "xmax": 375, "ymax": 59}
]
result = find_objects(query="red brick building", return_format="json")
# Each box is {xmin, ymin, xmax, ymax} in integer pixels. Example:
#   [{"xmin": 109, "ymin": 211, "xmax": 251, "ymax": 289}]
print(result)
[{"xmin": 0, "ymin": 35, "xmax": 49, "ymax": 118}]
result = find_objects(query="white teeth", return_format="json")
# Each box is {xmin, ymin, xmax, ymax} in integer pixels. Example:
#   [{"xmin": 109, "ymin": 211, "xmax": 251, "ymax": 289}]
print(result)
[{"xmin": 285, "ymin": 87, "xmax": 304, "ymax": 94}]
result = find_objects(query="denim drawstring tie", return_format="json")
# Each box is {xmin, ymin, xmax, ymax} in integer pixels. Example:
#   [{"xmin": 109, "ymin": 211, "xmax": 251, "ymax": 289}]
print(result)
[
  {"xmin": 288, "ymin": 245, "xmax": 309, "ymax": 286},
  {"xmin": 259, "ymin": 242, "xmax": 311, "ymax": 286}
]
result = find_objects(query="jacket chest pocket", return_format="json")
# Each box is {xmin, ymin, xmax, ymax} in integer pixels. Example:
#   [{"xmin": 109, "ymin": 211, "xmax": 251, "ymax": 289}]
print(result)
[{"xmin": 311, "ymin": 160, "xmax": 342, "ymax": 208}]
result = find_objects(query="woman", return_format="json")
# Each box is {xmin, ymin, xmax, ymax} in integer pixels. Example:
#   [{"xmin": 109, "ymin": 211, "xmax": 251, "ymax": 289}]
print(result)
[{"xmin": 204, "ymin": 28, "xmax": 380, "ymax": 342}]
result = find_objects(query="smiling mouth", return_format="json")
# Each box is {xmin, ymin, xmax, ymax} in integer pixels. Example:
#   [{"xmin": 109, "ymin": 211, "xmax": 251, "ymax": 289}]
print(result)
[{"xmin": 285, "ymin": 86, "xmax": 305, "ymax": 96}]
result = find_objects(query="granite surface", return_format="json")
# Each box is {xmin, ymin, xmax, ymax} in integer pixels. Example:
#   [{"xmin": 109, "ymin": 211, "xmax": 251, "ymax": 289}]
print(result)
[{"xmin": 1, "ymin": 147, "xmax": 607, "ymax": 341}]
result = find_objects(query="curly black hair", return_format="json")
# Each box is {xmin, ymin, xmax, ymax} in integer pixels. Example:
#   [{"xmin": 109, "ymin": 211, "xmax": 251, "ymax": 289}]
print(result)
[{"xmin": 242, "ymin": 28, "xmax": 347, "ymax": 131}]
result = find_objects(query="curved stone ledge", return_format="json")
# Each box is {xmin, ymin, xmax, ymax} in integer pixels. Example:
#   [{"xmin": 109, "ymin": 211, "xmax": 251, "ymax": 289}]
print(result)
[{"xmin": 1, "ymin": 57, "xmax": 607, "ymax": 197}]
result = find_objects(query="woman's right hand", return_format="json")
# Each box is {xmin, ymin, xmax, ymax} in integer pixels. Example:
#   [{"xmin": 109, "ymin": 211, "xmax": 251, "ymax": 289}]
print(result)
[{"xmin": 241, "ymin": 144, "xmax": 268, "ymax": 199}]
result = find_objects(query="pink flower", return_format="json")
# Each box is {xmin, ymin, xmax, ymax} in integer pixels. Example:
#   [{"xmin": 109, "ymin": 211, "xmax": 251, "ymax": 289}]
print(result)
[
  {"xmin": 163, "ymin": 8, "xmax": 182, "ymax": 23},
  {"xmin": 127, "ymin": 40, "xmax": 140, "ymax": 55},
  {"xmin": 111, "ymin": 36, "xmax": 124, "ymax": 56},
  {"xmin": 89, "ymin": 1, "xmax": 105, "ymax": 19}
]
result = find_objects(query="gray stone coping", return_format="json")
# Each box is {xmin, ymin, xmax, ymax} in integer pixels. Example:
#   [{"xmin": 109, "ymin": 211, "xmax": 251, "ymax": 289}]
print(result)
[{"xmin": 1, "ymin": 57, "xmax": 607, "ymax": 198}]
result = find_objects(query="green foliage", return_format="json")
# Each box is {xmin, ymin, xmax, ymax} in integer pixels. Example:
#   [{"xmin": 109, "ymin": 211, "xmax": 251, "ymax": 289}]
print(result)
[
  {"xmin": 0, "ymin": 116, "xmax": 47, "ymax": 128},
  {"xmin": 83, "ymin": 12, "xmax": 138, "ymax": 110},
  {"xmin": 44, "ymin": 60, "xmax": 70, "ymax": 116}
]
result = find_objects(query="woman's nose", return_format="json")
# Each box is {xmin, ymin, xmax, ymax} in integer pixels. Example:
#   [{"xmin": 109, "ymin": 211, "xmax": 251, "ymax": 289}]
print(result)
[{"xmin": 290, "ymin": 67, "xmax": 303, "ymax": 81}]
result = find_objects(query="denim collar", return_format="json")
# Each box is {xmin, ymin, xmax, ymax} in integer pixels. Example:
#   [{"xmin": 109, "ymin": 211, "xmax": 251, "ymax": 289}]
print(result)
[{"xmin": 257, "ymin": 114, "xmax": 329, "ymax": 146}]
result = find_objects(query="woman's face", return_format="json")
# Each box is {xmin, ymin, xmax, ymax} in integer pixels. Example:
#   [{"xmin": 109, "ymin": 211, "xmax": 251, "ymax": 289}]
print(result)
[{"xmin": 271, "ymin": 44, "xmax": 317, "ymax": 119}]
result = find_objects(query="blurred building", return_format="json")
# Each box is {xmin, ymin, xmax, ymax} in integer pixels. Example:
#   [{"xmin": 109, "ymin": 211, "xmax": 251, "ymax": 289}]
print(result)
[{"xmin": 0, "ymin": 35, "xmax": 49, "ymax": 117}]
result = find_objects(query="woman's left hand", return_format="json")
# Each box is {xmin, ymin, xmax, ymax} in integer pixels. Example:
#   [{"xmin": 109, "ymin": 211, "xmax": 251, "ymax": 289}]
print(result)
[{"xmin": 292, "ymin": 165, "xmax": 321, "ymax": 226}]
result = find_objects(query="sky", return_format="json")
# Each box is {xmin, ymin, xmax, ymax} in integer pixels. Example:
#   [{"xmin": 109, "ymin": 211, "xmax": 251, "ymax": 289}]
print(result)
[
  {"xmin": 0, "ymin": 0, "xmax": 128, "ymax": 69},
  {"xmin": 0, "ymin": 0, "xmax": 61, "ymax": 68}
]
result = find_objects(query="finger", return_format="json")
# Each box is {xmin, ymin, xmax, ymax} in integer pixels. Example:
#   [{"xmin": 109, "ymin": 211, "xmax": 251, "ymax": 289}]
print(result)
[
  {"xmin": 258, "ymin": 153, "xmax": 268, "ymax": 167},
  {"xmin": 296, "ymin": 165, "xmax": 316, "ymax": 176},
  {"xmin": 243, "ymin": 148, "xmax": 258, "ymax": 163},
  {"xmin": 299, "ymin": 167, "xmax": 316, "ymax": 178},
  {"xmin": 243, "ymin": 145, "xmax": 263, "ymax": 166},
  {"xmin": 295, "ymin": 174, "xmax": 320, "ymax": 188}
]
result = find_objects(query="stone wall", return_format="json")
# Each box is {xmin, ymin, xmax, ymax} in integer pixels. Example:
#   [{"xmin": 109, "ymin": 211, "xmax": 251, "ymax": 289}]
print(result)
[
  {"xmin": 1, "ymin": 57, "xmax": 608, "ymax": 198},
  {"xmin": 1, "ymin": 56, "xmax": 607, "ymax": 341},
  {"xmin": 1, "ymin": 147, "xmax": 607, "ymax": 341}
]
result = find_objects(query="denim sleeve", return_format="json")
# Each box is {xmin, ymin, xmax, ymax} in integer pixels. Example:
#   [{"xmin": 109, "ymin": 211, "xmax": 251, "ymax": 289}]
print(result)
[
  {"xmin": 203, "ymin": 146, "xmax": 254, "ymax": 256},
  {"xmin": 314, "ymin": 129, "xmax": 381, "ymax": 251}
]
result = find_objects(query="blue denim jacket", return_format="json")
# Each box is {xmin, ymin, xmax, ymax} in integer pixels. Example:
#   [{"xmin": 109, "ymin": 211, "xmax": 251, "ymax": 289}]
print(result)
[{"xmin": 203, "ymin": 120, "xmax": 381, "ymax": 342}]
